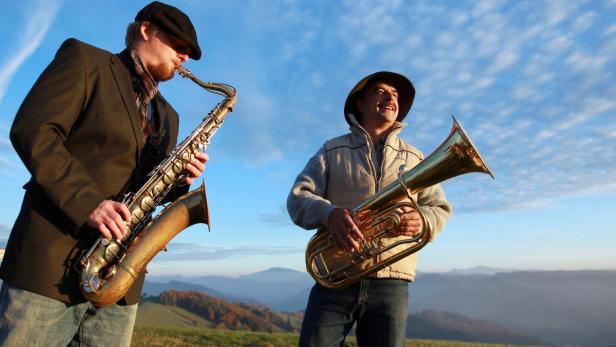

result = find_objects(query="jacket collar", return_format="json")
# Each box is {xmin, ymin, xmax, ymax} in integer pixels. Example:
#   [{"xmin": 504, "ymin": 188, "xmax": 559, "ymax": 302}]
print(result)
[
  {"xmin": 110, "ymin": 49, "xmax": 146, "ymax": 159},
  {"xmin": 347, "ymin": 113, "xmax": 405, "ymax": 146}
]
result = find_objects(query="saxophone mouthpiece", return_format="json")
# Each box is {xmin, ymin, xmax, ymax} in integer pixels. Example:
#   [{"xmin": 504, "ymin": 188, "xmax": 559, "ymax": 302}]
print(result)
[{"xmin": 176, "ymin": 65, "xmax": 191, "ymax": 78}]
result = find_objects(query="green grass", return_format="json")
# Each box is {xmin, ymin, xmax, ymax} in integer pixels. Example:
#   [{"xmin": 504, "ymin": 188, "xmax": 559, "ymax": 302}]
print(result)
[
  {"xmin": 133, "ymin": 301, "xmax": 544, "ymax": 347},
  {"xmin": 136, "ymin": 302, "xmax": 215, "ymax": 328},
  {"xmin": 132, "ymin": 326, "xmax": 298, "ymax": 347},
  {"xmin": 132, "ymin": 325, "xmax": 540, "ymax": 347}
]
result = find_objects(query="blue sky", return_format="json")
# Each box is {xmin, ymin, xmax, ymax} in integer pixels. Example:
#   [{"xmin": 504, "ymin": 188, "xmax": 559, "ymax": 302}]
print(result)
[{"xmin": 1, "ymin": 0, "xmax": 615, "ymax": 276}]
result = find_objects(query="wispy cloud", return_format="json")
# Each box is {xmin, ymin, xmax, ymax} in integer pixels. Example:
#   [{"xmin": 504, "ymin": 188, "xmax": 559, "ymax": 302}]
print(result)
[
  {"xmin": 0, "ymin": 137, "xmax": 10, "ymax": 151},
  {"xmin": 0, "ymin": 0, "xmax": 62, "ymax": 102},
  {"xmin": 13, "ymin": 0, "xmax": 604, "ymax": 215},
  {"xmin": 0, "ymin": 223, "xmax": 10, "ymax": 242},
  {"xmin": 259, "ymin": 205, "xmax": 293, "ymax": 227},
  {"xmin": 260, "ymin": 0, "xmax": 616, "ymax": 213},
  {"xmin": 152, "ymin": 243, "xmax": 304, "ymax": 262},
  {"xmin": 0, "ymin": 122, "xmax": 21, "ymax": 172}
]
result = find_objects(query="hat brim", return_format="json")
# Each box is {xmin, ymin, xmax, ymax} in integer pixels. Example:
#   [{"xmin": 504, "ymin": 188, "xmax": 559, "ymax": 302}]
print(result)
[{"xmin": 344, "ymin": 71, "xmax": 415, "ymax": 126}]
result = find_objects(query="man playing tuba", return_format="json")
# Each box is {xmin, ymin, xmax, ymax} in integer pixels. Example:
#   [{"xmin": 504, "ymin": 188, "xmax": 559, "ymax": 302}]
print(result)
[{"xmin": 287, "ymin": 71, "xmax": 452, "ymax": 346}]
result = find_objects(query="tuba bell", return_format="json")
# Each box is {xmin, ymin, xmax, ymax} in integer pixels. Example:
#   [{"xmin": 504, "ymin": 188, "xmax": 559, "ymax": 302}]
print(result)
[{"xmin": 305, "ymin": 117, "xmax": 494, "ymax": 289}]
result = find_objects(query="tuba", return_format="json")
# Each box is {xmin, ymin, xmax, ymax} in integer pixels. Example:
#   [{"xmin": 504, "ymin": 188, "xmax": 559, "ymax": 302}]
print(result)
[
  {"xmin": 79, "ymin": 66, "xmax": 236, "ymax": 306},
  {"xmin": 305, "ymin": 117, "xmax": 494, "ymax": 289}
]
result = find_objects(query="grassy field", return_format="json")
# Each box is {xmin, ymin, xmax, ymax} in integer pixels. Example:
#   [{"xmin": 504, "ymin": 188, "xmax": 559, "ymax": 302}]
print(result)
[
  {"xmin": 133, "ymin": 302, "xmax": 543, "ymax": 347},
  {"xmin": 132, "ymin": 326, "xmax": 541, "ymax": 347},
  {"xmin": 136, "ymin": 302, "xmax": 215, "ymax": 328}
]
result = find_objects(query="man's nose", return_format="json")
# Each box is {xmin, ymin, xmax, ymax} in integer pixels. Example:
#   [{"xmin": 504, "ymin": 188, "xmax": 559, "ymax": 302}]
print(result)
[{"xmin": 178, "ymin": 53, "xmax": 189, "ymax": 63}]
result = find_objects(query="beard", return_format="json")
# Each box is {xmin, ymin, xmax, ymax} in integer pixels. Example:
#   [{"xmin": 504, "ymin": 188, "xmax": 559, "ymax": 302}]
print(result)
[{"xmin": 148, "ymin": 62, "xmax": 175, "ymax": 82}]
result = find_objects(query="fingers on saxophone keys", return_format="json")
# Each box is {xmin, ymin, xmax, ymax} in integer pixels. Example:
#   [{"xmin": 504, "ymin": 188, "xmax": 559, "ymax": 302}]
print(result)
[
  {"xmin": 98, "ymin": 224, "xmax": 112, "ymax": 240},
  {"xmin": 99, "ymin": 218, "xmax": 122, "ymax": 241},
  {"xmin": 117, "ymin": 204, "xmax": 132, "ymax": 225},
  {"xmin": 193, "ymin": 151, "xmax": 209, "ymax": 163}
]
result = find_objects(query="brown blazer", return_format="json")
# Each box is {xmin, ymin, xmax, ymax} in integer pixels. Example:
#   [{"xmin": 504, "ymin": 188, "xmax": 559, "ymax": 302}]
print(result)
[{"xmin": 0, "ymin": 38, "xmax": 182, "ymax": 305}]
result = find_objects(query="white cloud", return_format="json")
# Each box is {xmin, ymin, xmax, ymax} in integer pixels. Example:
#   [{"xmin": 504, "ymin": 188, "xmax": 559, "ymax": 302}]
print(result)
[
  {"xmin": 201, "ymin": 0, "xmax": 616, "ymax": 213},
  {"xmin": 0, "ymin": 0, "xmax": 62, "ymax": 102},
  {"xmin": 450, "ymin": 11, "xmax": 469, "ymax": 26},
  {"xmin": 405, "ymin": 34, "xmax": 423, "ymax": 48},
  {"xmin": 565, "ymin": 51, "xmax": 608, "ymax": 73},
  {"xmin": 0, "ymin": 137, "xmax": 10, "ymax": 150},
  {"xmin": 151, "ymin": 243, "xmax": 304, "ymax": 262},
  {"xmin": 603, "ymin": 24, "xmax": 616, "ymax": 36},
  {"xmin": 472, "ymin": 0, "xmax": 505, "ymax": 17},
  {"xmin": 544, "ymin": 35, "xmax": 573, "ymax": 53},
  {"xmin": 545, "ymin": 1, "xmax": 571, "ymax": 25},
  {"xmin": 473, "ymin": 77, "xmax": 495, "ymax": 90},
  {"xmin": 511, "ymin": 84, "xmax": 535, "ymax": 101},
  {"xmin": 489, "ymin": 50, "xmax": 518, "ymax": 73},
  {"xmin": 435, "ymin": 32, "xmax": 456, "ymax": 47},
  {"xmin": 571, "ymin": 11, "xmax": 597, "ymax": 32}
]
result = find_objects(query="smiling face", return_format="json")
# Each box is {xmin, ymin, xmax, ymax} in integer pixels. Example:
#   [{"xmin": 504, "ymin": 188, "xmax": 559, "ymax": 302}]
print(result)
[
  {"xmin": 134, "ymin": 22, "xmax": 191, "ymax": 81},
  {"xmin": 356, "ymin": 81, "xmax": 399, "ymax": 130}
]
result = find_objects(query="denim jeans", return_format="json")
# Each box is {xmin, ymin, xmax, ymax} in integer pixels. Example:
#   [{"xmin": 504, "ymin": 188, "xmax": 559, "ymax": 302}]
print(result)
[
  {"xmin": 0, "ymin": 282, "xmax": 137, "ymax": 347},
  {"xmin": 299, "ymin": 278, "xmax": 409, "ymax": 347}
]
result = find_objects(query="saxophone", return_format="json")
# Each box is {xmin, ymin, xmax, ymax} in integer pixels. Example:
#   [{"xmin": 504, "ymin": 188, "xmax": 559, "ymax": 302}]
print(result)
[{"xmin": 79, "ymin": 66, "xmax": 236, "ymax": 306}]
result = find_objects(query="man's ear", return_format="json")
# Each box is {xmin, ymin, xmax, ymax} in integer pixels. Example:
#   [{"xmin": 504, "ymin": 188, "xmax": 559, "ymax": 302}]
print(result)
[{"xmin": 139, "ymin": 21, "xmax": 153, "ymax": 41}]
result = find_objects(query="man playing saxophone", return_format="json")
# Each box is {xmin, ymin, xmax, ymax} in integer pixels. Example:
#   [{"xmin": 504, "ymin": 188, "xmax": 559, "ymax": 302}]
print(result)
[
  {"xmin": 0, "ymin": 2, "xmax": 206, "ymax": 345},
  {"xmin": 287, "ymin": 72, "xmax": 452, "ymax": 346}
]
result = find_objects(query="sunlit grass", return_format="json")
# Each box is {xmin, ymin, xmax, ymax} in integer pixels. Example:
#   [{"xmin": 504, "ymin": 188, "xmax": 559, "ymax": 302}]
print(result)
[{"xmin": 131, "ymin": 326, "xmax": 541, "ymax": 347}]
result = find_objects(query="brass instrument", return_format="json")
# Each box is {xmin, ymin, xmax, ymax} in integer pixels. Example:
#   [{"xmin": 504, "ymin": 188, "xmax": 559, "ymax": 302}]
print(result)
[
  {"xmin": 305, "ymin": 117, "xmax": 493, "ymax": 289},
  {"xmin": 79, "ymin": 66, "xmax": 236, "ymax": 306}
]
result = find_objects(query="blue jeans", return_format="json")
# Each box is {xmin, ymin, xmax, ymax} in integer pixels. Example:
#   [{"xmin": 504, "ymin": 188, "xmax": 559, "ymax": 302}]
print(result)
[
  {"xmin": 299, "ymin": 279, "xmax": 409, "ymax": 347},
  {"xmin": 0, "ymin": 282, "xmax": 137, "ymax": 347}
]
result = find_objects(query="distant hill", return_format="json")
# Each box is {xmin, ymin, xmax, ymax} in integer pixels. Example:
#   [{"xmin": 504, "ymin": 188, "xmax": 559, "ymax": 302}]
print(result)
[
  {"xmin": 143, "ymin": 280, "xmax": 262, "ymax": 305},
  {"xmin": 154, "ymin": 290, "xmax": 302, "ymax": 332},
  {"xmin": 410, "ymin": 270, "xmax": 616, "ymax": 347},
  {"xmin": 447, "ymin": 266, "xmax": 518, "ymax": 275},
  {"xmin": 237, "ymin": 267, "xmax": 310, "ymax": 283},
  {"xmin": 276, "ymin": 286, "xmax": 310, "ymax": 312},
  {"xmin": 407, "ymin": 310, "xmax": 545, "ymax": 345},
  {"xmin": 146, "ymin": 268, "xmax": 616, "ymax": 346},
  {"xmin": 139, "ymin": 290, "xmax": 541, "ymax": 345},
  {"xmin": 146, "ymin": 267, "xmax": 314, "ymax": 309}
]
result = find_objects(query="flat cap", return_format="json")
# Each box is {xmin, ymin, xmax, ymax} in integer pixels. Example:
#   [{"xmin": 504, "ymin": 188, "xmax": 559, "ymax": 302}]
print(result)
[{"xmin": 136, "ymin": 1, "xmax": 201, "ymax": 60}]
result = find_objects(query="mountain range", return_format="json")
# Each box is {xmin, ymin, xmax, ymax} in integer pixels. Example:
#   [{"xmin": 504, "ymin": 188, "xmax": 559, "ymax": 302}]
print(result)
[
  {"xmin": 138, "ymin": 289, "xmax": 544, "ymax": 345},
  {"xmin": 145, "ymin": 267, "xmax": 616, "ymax": 347}
]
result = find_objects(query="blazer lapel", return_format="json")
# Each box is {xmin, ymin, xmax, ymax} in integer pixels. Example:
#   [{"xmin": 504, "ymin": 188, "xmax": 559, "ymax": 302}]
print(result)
[
  {"xmin": 109, "ymin": 53, "xmax": 144, "ymax": 159},
  {"xmin": 154, "ymin": 95, "xmax": 178, "ymax": 153}
]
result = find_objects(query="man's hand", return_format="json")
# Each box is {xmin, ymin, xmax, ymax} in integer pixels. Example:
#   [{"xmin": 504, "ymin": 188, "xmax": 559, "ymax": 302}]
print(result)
[
  {"xmin": 184, "ymin": 151, "xmax": 209, "ymax": 185},
  {"xmin": 393, "ymin": 206, "xmax": 423, "ymax": 237},
  {"xmin": 86, "ymin": 200, "xmax": 131, "ymax": 240},
  {"xmin": 327, "ymin": 208, "xmax": 364, "ymax": 252}
]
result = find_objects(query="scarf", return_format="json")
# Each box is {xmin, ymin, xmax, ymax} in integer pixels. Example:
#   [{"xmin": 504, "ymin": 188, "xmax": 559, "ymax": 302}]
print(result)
[{"xmin": 130, "ymin": 49, "xmax": 158, "ymax": 143}]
